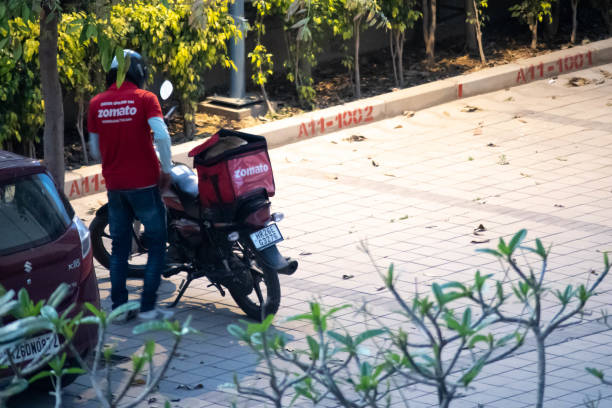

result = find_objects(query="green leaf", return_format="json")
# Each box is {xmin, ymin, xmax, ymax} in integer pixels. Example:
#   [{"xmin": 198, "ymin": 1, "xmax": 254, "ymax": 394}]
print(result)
[
  {"xmin": 535, "ymin": 238, "xmax": 547, "ymax": 259},
  {"xmin": 468, "ymin": 334, "xmax": 490, "ymax": 348},
  {"xmin": 495, "ymin": 332, "xmax": 518, "ymax": 347},
  {"xmin": 285, "ymin": 313, "xmax": 313, "ymax": 322},
  {"xmin": 84, "ymin": 302, "xmax": 105, "ymax": 321},
  {"xmin": 306, "ymin": 335, "xmax": 319, "ymax": 360},
  {"xmin": 0, "ymin": 317, "xmax": 53, "ymax": 345},
  {"xmin": 132, "ymin": 354, "xmax": 145, "ymax": 373},
  {"xmin": 115, "ymin": 47, "xmax": 129, "ymax": 88},
  {"xmin": 440, "ymin": 282, "xmax": 467, "ymax": 292},
  {"xmin": 108, "ymin": 301, "xmax": 139, "ymax": 323},
  {"xmin": 0, "ymin": 299, "xmax": 16, "ymax": 317},
  {"xmin": 47, "ymin": 283, "xmax": 70, "ymax": 308},
  {"xmin": 445, "ymin": 316, "xmax": 462, "ymax": 332},
  {"xmin": 354, "ymin": 329, "xmax": 385, "ymax": 346},
  {"xmin": 29, "ymin": 370, "xmax": 53, "ymax": 383},
  {"xmin": 432, "ymin": 283, "xmax": 444, "ymax": 305},
  {"xmin": 63, "ymin": 367, "xmax": 86, "ymax": 375},
  {"xmin": 462, "ymin": 308, "xmax": 472, "ymax": 327},
  {"xmin": 133, "ymin": 320, "xmax": 169, "ymax": 335},
  {"xmin": 385, "ymin": 264, "xmax": 394, "ymax": 288},
  {"xmin": 476, "ymin": 248, "xmax": 503, "ymax": 257},
  {"xmin": 460, "ymin": 359, "xmax": 485, "ymax": 386},
  {"xmin": 103, "ymin": 346, "xmax": 115, "ymax": 362},
  {"xmin": 227, "ymin": 324, "xmax": 246, "ymax": 340},
  {"xmin": 586, "ymin": 367, "xmax": 604, "ymax": 380},
  {"xmin": 508, "ymin": 229, "xmax": 527, "ymax": 254},
  {"xmin": 144, "ymin": 340, "xmax": 156, "ymax": 359},
  {"xmin": 496, "ymin": 281, "xmax": 504, "ymax": 301},
  {"xmin": 40, "ymin": 305, "xmax": 58, "ymax": 322},
  {"xmin": 78, "ymin": 316, "xmax": 100, "ymax": 325},
  {"xmin": 327, "ymin": 330, "xmax": 350, "ymax": 346}
]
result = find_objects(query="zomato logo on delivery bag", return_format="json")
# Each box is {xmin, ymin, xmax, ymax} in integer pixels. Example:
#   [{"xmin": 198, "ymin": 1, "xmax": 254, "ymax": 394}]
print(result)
[
  {"xmin": 233, "ymin": 163, "xmax": 269, "ymax": 179},
  {"xmin": 228, "ymin": 151, "xmax": 275, "ymax": 197}
]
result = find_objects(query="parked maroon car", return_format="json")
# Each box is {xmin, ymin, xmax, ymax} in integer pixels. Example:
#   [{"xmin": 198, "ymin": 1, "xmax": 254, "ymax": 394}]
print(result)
[{"xmin": 0, "ymin": 150, "xmax": 99, "ymax": 381}]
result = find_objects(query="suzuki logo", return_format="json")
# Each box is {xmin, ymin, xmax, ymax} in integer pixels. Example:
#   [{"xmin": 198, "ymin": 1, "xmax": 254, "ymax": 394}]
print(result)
[{"xmin": 24, "ymin": 261, "xmax": 32, "ymax": 273}]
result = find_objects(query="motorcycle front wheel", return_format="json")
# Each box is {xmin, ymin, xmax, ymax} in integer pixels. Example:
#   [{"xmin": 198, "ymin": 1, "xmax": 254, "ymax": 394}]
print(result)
[
  {"xmin": 89, "ymin": 213, "xmax": 147, "ymax": 279},
  {"xmin": 228, "ymin": 240, "xmax": 281, "ymax": 321}
]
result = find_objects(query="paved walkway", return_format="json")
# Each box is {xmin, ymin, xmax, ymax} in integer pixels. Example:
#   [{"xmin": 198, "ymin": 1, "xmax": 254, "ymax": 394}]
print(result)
[{"xmin": 24, "ymin": 63, "xmax": 612, "ymax": 407}]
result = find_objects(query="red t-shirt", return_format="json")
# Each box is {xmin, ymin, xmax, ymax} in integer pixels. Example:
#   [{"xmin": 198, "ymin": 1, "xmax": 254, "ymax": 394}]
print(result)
[{"xmin": 88, "ymin": 82, "xmax": 163, "ymax": 190}]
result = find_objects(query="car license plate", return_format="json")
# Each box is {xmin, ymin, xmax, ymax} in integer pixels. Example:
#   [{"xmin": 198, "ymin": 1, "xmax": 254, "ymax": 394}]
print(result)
[
  {"xmin": 250, "ymin": 224, "xmax": 283, "ymax": 251},
  {"xmin": 0, "ymin": 332, "xmax": 60, "ymax": 365}
]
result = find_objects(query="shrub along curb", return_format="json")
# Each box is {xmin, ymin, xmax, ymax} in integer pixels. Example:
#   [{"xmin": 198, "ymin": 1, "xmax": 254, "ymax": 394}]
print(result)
[{"xmin": 64, "ymin": 37, "xmax": 612, "ymax": 200}]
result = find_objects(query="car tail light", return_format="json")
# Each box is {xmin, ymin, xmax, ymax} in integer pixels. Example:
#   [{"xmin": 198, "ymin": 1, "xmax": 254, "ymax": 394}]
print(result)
[{"xmin": 73, "ymin": 215, "xmax": 91, "ymax": 258}]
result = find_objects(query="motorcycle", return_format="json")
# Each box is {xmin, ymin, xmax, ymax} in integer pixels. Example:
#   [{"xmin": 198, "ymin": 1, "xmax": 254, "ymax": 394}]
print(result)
[{"xmin": 89, "ymin": 81, "xmax": 297, "ymax": 321}]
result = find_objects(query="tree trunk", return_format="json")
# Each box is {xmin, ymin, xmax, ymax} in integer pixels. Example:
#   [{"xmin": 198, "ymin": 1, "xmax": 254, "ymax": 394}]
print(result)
[
  {"xmin": 76, "ymin": 97, "xmax": 89, "ymax": 165},
  {"xmin": 40, "ymin": 5, "xmax": 65, "ymax": 188},
  {"xmin": 397, "ymin": 31, "xmax": 405, "ymax": 87},
  {"xmin": 181, "ymin": 99, "xmax": 195, "ymax": 140},
  {"xmin": 354, "ymin": 17, "xmax": 361, "ymax": 99},
  {"xmin": 423, "ymin": 0, "xmax": 437, "ymax": 64},
  {"xmin": 389, "ymin": 32, "xmax": 398, "ymax": 86},
  {"xmin": 472, "ymin": 0, "xmax": 486, "ymax": 64},
  {"xmin": 570, "ymin": 0, "xmax": 579, "ymax": 44},
  {"xmin": 464, "ymin": 0, "xmax": 478, "ymax": 54},
  {"xmin": 260, "ymin": 82, "xmax": 275, "ymax": 115},
  {"xmin": 529, "ymin": 19, "xmax": 538, "ymax": 49}
]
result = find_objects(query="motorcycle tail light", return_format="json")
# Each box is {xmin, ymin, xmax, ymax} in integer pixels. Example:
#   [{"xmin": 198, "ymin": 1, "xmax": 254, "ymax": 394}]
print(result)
[
  {"xmin": 245, "ymin": 206, "xmax": 271, "ymax": 227},
  {"xmin": 271, "ymin": 212, "xmax": 284, "ymax": 223}
]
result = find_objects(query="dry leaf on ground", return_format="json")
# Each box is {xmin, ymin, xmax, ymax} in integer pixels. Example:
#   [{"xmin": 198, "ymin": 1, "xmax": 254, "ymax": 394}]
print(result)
[
  {"xmin": 462, "ymin": 105, "xmax": 481, "ymax": 112},
  {"xmin": 568, "ymin": 77, "xmax": 591, "ymax": 87},
  {"xmin": 344, "ymin": 135, "xmax": 367, "ymax": 142}
]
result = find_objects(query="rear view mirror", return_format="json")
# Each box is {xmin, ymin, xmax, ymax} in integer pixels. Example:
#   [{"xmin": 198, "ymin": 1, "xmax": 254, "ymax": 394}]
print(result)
[{"xmin": 160, "ymin": 80, "xmax": 173, "ymax": 100}]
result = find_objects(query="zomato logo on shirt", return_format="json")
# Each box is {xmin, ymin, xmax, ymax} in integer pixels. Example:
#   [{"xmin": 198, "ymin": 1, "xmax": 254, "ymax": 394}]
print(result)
[{"xmin": 97, "ymin": 100, "xmax": 138, "ymax": 124}]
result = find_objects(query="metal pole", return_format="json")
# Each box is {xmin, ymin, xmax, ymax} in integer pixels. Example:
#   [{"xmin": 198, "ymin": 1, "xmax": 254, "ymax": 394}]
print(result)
[{"xmin": 229, "ymin": 0, "xmax": 247, "ymax": 100}]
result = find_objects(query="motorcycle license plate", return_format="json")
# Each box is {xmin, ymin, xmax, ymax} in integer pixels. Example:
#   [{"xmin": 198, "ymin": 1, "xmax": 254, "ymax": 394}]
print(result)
[
  {"xmin": 0, "ymin": 332, "xmax": 60, "ymax": 364},
  {"xmin": 250, "ymin": 224, "xmax": 283, "ymax": 251}
]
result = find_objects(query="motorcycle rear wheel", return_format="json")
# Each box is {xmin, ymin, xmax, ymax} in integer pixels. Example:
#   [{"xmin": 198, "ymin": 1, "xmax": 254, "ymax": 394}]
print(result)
[
  {"xmin": 228, "ymin": 241, "xmax": 281, "ymax": 321},
  {"xmin": 89, "ymin": 213, "xmax": 147, "ymax": 279}
]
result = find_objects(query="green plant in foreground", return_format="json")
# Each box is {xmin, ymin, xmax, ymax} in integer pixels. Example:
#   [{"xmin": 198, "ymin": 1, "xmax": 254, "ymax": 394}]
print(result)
[
  {"xmin": 0, "ymin": 283, "xmax": 196, "ymax": 408},
  {"xmin": 227, "ymin": 249, "xmax": 526, "ymax": 407},
  {"xmin": 67, "ymin": 302, "xmax": 197, "ymax": 408},
  {"xmin": 0, "ymin": 283, "xmax": 81, "ymax": 407},
  {"xmin": 473, "ymin": 229, "xmax": 610, "ymax": 408}
]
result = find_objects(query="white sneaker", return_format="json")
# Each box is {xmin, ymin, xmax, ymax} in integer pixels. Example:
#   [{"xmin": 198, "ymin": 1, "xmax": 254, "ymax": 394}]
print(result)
[{"xmin": 138, "ymin": 307, "xmax": 175, "ymax": 321}]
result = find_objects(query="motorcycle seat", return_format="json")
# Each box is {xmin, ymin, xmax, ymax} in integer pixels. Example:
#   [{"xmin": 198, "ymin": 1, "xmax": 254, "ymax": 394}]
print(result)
[{"xmin": 170, "ymin": 164, "xmax": 199, "ymax": 198}]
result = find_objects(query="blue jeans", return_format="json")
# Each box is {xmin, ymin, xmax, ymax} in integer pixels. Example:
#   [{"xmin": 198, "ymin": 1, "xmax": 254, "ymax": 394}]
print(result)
[{"xmin": 107, "ymin": 186, "xmax": 167, "ymax": 312}]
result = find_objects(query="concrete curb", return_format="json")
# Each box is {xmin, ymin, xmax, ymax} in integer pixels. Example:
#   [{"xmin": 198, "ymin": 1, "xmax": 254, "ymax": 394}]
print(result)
[{"xmin": 65, "ymin": 37, "xmax": 612, "ymax": 200}]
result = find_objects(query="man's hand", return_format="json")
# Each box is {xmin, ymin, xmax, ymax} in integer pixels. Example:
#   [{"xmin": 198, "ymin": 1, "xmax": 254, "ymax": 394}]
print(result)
[{"xmin": 159, "ymin": 172, "xmax": 171, "ymax": 192}]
